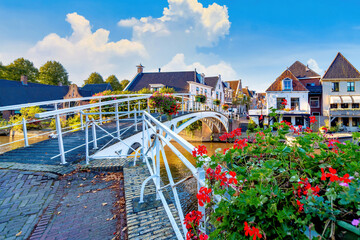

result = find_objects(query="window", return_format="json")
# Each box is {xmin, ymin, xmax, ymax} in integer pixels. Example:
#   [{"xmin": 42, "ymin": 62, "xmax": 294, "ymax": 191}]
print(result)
[
  {"xmin": 310, "ymin": 97, "xmax": 319, "ymax": 108},
  {"xmin": 283, "ymin": 78, "xmax": 292, "ymax": 91},
  {"xmin": 353, "ymin": 117, "xmax": 360, "ymax": 127},
  {"xmin": 330, "ymin": 103, "xmax": 338, "ymax": 109},
  {"xmin": 201, "ymin": 88, "xmax": 203, "ymax": 94},
  {"xmin": 313, "ymin": 112, "xmax": 320, "ymax": 116},
  {"xmin": 332, "ymin": 82, "xmax": 339, "ymax": 92},
  {"xmin": 196, "ymin": 87, "xmax": 199, "ymax": 94},
  {"xmin": 283, "ymin": 117, "xmax": 292, "ymax": 124},
  {"xmin": 307, "ymin": 83, "xmax": 315, "ymax": 87},
  {"xmin": 205, "ymin": 89, "xmax": 207, "ymax": 95},
  {"xmin": 353, "ymin": 103, "xmax": 360, "ymax": 109},
  {"xmin": 295, "ymin": 117, "xmax": 304, "ymax": 126},
  {"xmin": 347, "ymin": 82, "xmax": 355, "ymax": 92},
  {"xmin": 341, "ymin": 103, "xmax": 349, "ymax": 109},
  {"xmin": 342, "ymin": 117, "xmax": 349, "ymax": 126},
  {"xmin": 291, "ymin": 98, "xmax": 300, "ymax": 110},
  {"xmin": 277, "ymin": 98, "xmax": 284, "ymax": 109},
  {"xmin": 216, "ymin": 91, "xmax": 219, "ymax": 99}
]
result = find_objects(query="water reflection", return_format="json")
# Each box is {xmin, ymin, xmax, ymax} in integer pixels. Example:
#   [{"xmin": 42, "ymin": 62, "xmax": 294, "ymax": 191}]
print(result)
[
  {"xmin": 160, "ymin": 141, "xmax": 233, "ymax": 214},
  {"xmin": 0, "ymin": 135, "xmax": 49, "ymax": 153}
]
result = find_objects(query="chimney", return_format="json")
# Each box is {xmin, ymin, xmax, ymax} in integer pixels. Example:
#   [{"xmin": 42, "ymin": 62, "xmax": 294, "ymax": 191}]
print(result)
[
  {"xmin": 306, "ymin": 65, "xmax": 309, "ymax": 72},
  {"xmin": 58, "ymin": 82, "xmax": 63, "ymax": 86},
  {"xmin": 158, "ymin": 68, "xmax": 161, "ymax": 72},
  {"xmin": 136, "ymin": 64, "xmax": 144, "ymax": 74},
  {"xmin": 21, "ymin": 75, "xmax": 28, "ymax": 85}
]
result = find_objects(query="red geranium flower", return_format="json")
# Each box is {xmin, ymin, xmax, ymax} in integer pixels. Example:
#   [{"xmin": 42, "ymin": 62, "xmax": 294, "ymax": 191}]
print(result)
[{"xmin": 197, "ymin": 187, "xmax": 212, "ymax": 206}]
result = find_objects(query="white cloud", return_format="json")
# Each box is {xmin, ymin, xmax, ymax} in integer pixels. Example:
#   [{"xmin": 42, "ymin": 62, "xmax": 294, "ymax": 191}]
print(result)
[
  {"xmin": 161, "ymin": 53, "xmax": 237, "ymax": 80},
  {"xmin": 307, "ymin": 58, "xmax": 323, "ymax": 75},
  {"xmin": 118, "ymin": 0, "xmax": 230, "ymax": 50},
  {"xmin": 28, "ymin": 12, "xmax": 147, "ymax": 84}
]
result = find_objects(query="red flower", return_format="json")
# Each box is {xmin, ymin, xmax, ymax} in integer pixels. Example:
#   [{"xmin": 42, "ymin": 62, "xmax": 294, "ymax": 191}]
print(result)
[
  {"xmin": 197, "ymin": 187, "xmax": 212, "ymax": 206},
  {"xmin": 244, "ymin": 222, "xmax": 262, "ymax": 239},
  {"xmin": 192, "ymin": 145, "xmax": 208, "ymax": 157},
  {"xmin": 234, "ymin": 138, "xmax": 248, "ymax": 150},
  {"xmin": 259, "ymin": 114, "xmax": 263, "ymax": 120},
  {"xmin": 223, "ymin": 148, "xmax": 230, "ymax": 154},
  {"xmin": 281, "ymin": 98, "xmax": 287, "ymax": 106},
  {"xmin": 296, "ymin": 200, "xmax": 304, "ymax": 212},
  {"xmin": 228, "ymin": 171, "xmax": 238, "ymax": 184},
  {"xmin": 183, "ymin": 211, "xmax": 203, "ymax": 230},
  {"xmin": 309, "ymin": 116, "xmax": 317, "ymax": 124}
]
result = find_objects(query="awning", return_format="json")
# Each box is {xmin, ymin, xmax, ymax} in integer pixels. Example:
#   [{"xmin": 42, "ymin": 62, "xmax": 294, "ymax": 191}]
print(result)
[
  {"xmin": 341, "ymin": 96, "xmax": 353, "ymax": 103},
  {"xmin": 330, "ymin": 96, "xmax": 341, "ymax": 104},
  {"xmin": 353, "ymin": 96, "xmax": 360, "ymax": 103}
]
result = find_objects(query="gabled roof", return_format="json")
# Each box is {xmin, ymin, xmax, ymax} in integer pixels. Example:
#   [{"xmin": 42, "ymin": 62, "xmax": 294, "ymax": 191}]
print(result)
[
  {"xmin": 225, "ymin": 80, "xmax": 241, "ymax": 97},
  {"xmin": 323, "ymin": 52, "xmax": 360, "ymax": 79},
  {"xmin": 266, "ymin": 69, "xmax": 308, "ymax": 92},
  {"xmin": 288, "ymin": 61, "xmax": 320, "ymax": 78},
  {"xmin": 126, "ymin": 71, "xmax": 198, "ymax": 92},
  {"xmin": 204, "ymin": 76, "xmax": 219, "ymax": 88},
  {"xmin": 79, "ymin": 83, "xmax": 112, "ymax": 97},
  {"xmin": 242, "ymin": 88, "xmax": 254, "ymax": 98},
  {"xmin": 0, "ymin": 79, "xmax": 69, "ymax": 107}
]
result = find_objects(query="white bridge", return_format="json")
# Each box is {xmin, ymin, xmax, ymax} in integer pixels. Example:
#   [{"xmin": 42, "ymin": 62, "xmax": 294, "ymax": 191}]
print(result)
[{"xmin": 0, "ymin": 93, "xmax": 231, "ymax": 239}]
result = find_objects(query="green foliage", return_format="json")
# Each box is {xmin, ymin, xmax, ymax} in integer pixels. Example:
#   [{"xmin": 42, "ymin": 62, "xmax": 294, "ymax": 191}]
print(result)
[
  {"xmin": 159, "ymin": 87, "xmax": 176, "ymax": 93},
  {"xmin": 148, "ymin": 92, "xmax": 180, "ymax": 119},
  {"xmin": 198, "ymin": 111, "xmax": 360, "ymax": 239},
  {"xmin": 10, "ymin": 106, "xmax": 45, "ymax": 131},
  {"xmin": 120, "ymin": 79, "xmax": 130, "ymax": 90},
  {"xmin": 38, "ymin": 61, "xmax": 69, "ymax": 86},
  {"xmin": 195, "ymin": 94, "xmax": 207, "ymax": 103},
  {"xmin": 105, "ymin": 75, "xmax": 121, "ymax": 91},
  {"xmin": 247, "ymin": 118, "xmax": 257, "ymax": 132},
  {"xmin": 83, "ymin": 72, "xmax": 104, "ymax": 85},
  {"xmin": 213, "ymin": 99, "xmax": 220, "ymax": 106},
  {"xmin": 0, "ymin": 58, "xmax": 39, "ymax": 82}
]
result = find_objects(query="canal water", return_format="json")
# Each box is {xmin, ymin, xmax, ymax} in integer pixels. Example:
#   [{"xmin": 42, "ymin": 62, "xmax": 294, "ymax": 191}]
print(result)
[
  {"xmin": 160, "ymin": 141, "xmax": 233, "ymax": 215},
  {"xmin": 0, "ymin": 134, "xmax": 49, "ymax": 153}
]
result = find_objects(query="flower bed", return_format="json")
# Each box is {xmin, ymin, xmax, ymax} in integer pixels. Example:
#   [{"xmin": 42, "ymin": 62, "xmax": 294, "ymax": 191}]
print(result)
[
  {"xmin": 148, "ymin": 92, "xmax": 180, "ymax": 120},
  {"xmin": 186, "ymin": 108, "xmax": 360, "ymax": 239}
]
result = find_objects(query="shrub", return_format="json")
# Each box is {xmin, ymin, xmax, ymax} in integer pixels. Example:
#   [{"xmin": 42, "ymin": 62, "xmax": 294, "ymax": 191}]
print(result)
[
  {"xmin": 195, "ymin": 94, "xmax": 207, "ymax": 103},
  {"xmin": 148, "ymin": 92, "xmax": 180, "ymax": 120},
  {"xmin": 213, "ymin": 99, "xmax": 220, "ymax": 106}
]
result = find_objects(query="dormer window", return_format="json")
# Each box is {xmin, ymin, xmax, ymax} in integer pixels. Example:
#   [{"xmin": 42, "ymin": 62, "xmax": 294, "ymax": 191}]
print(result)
[
  {"xmin": 283, "ymin": 78, "xmax": 292, "ymax": 91},
  {"xmin": 149, "ymin": 83, "xmax": 165, "ymax": 92}
]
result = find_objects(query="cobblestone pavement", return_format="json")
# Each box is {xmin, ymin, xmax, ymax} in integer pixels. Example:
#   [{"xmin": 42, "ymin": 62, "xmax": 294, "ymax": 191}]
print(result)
[
  {"xmin": 0, "ymin": 169, "xmax": 120, "ymax": 240},
  {"xmin": 0, "ymin": 170, "xmax": 60, "ymax": 240}
]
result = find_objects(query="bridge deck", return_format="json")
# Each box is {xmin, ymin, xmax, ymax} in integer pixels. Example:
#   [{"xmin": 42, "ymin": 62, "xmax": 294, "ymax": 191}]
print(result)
[{"xmin": 0, "ymin": 112, "xmax": 196, "ymax": 166}]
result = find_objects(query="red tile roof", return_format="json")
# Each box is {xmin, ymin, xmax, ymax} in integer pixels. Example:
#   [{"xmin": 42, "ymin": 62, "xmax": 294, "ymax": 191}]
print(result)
[{"xmin": 266, "ymin": 69, "xmax": 308, "ymax": 92}]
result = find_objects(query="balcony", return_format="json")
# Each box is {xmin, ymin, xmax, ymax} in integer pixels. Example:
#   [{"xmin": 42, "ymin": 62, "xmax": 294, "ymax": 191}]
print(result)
[{"xmin": 329, "ymin": 109, "xmax": 360, "ymax": 117}]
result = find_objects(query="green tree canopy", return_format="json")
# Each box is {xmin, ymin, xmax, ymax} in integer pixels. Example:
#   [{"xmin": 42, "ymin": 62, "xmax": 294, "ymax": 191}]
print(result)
[
  {"xmin": 38, "ymin": 61, "xmax": 70, "ymax": 86},
  {"xmin": 105, "ymin": 75, "xmax": 121, "ymax": 90},
  {"xmin": 4, "ymin": 58, "xmax": 39, "ymax": 82},
  {"xmin": 83, "ymin": 72, "xmax": 104, "ymax": 85},
  {"xmin": 159, "ymin": 87, "xmax": 176, "ymax": 93},
  {"xmin": 120, "ymin": 79, "xmax": 130, "ymax": 90}
]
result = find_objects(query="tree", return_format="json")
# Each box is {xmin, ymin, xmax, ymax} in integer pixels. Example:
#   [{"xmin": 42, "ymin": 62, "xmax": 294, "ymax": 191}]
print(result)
[
  {"xmin": 105, "ymin": 75, "xmax": 121, "ymax": 90},
  {"xmin": 38, "ymin": 61, "xmax": 70, "ymax": 86},
  {"xmin": 159, "ymin": 87, "xmax": 176, "ymax": 93},
  {"xmin": 120, "ymin": 79, "xmax": 130, "ymax": 90},
  {"xmin": 5, "ymin": 58, "xmax": 39, "ymax": 82},
  {"xmin": 83, "ymin": 72, "xmax": 104, "ymax": 85}
]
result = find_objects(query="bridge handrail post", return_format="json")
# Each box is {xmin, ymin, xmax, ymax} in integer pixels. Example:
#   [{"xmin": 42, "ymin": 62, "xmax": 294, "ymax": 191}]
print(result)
[
  {"xmin": 80, "ymin": 112, "xmax": 84, "ymax": 130},
  {"xmin": 138, "ymin": 100, "xmax": 141, "ymax": 113},
  {"xmin": 141, "ymin": 113, "xmax": 146, "ymax": 161},
  {"xmin": 99, "ymin": 98, "xmax": 102, "ymax": 125},
  {"xmin": 115, "ymin": 103, "xmax": 120, "ymax": 139},
  {"xmin": 155, "ymin": 126, "xmax": 161, "ymax": 200},
  {"xmin": 134, "ymin": 107, "xmax": 138, "ymax": 131},
  {"xmin": 92, "ymin": 121, "xmax": 98, "ymax": 149},
  {"xmin": 127, "ymin": 97, "xmax": 130, "ymax": 117},
  {"xmin": 55, "ymin": 113, "xmax": 67, "ymax": 164},
  {"xmin": 147, "ymin": 98, "xmax": 150, "ymax": 113},
  {"xmin": 181, "ymin": 96, "xmax": 184, "ymax": 114},
  {"xmin": 22, "ymin": 118, "xmax": 29, "ymax": 147},
  {"xmin": 85, "ymin": 115, "xmax": 89, "ymax": 164},
  {"xmin": 197, "ymin": 167, "xmax": 206, "ymax": 233}
]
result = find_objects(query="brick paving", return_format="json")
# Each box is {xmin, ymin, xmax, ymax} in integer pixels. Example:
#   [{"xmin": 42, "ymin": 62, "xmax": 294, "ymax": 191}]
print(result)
[
  {"xmin": 0, "ymin": 170, "xmax": 60, "ymax": 240},
  {"xmin": 0, "ymin": 169, "xmax": 121, "ymax": 240}
]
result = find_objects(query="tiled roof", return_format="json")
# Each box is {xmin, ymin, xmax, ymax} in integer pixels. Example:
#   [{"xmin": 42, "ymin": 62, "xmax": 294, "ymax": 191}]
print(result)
[
  {"xmin": 242, "ymin": 88, "xmax": 253, "ymax": 98},
  {"xmin": 204, "ymin": 76, "xmax": 219, "ymax": 88},
  {"xmin": 79, "ymin": 83, "xmax": 112, "ymax": 97},
  {"xmin": 323, "ymin": 52, "xmax": 360, "ymax": 79},
  {"xmin": 306, "ymin": 85, "xmax": 322, "ymax": 94},
  {"xmin": 266, "ymin": 69, "xmax": 308, "ymax": 92},
  {"xmin": 225, "ymin": 80, "xmax": 241, "ymax": 97},
  {"xmin": 126, "ymin": 71, "xmax": 197, "ymax": 92},
  {"xmin": 0, "ymin": 79, "xmax": 69, "ymax": 107},
  {"xmin": 288, "ymin": 61, "xmax": 320, "ymax": 78}
]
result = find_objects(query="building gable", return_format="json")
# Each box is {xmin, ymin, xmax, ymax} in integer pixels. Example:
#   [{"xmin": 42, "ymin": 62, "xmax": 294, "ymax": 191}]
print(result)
[
  {"xmin": 288, "ymin": 61, "xmax": 320, "ymax": 79},
  {"xmin": 323, "ymin": 52, "xmax": 360, "ymax": 79},
  {"xmin": 266, "ymin": 69, "xmax": 308, "ymax": 92}
]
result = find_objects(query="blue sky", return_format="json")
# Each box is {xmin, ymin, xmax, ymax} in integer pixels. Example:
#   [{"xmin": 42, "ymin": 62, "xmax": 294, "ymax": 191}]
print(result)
[{"xmin": 1, "ymin": 0, "xmax": 360, "ymax": 91}]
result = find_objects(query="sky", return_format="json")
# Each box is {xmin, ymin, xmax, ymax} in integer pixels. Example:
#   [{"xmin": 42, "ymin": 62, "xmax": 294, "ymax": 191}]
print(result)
[{"xmin": 1, "ymin": 0, "xmax": 360, "ymax": 91}]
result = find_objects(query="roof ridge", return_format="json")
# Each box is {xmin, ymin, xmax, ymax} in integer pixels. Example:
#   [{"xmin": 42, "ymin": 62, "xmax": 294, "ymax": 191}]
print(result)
[{"xmin": 323, "ymin": 52, "xmax": 360, "ymax": 79}]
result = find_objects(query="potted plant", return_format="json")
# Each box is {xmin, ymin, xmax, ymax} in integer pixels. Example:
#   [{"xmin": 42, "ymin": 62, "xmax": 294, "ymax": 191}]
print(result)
[
  {"xmin": 213, "ymin": 99, "xmax": 220, "ymax": 106},
  {"xmin": 222, "ymin": 104, "xmax": 229, "ymax": 111},
  {"xmin": 188, "ymin": 107, "xmax": 360, "ymax": 240},
  {"xmin": 195, "ymin": 94, "xmax": 207, "ymax": 103},
  {"xmin": 148, "ymin": 92, "xmax": 180, "ymax": 120}
]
